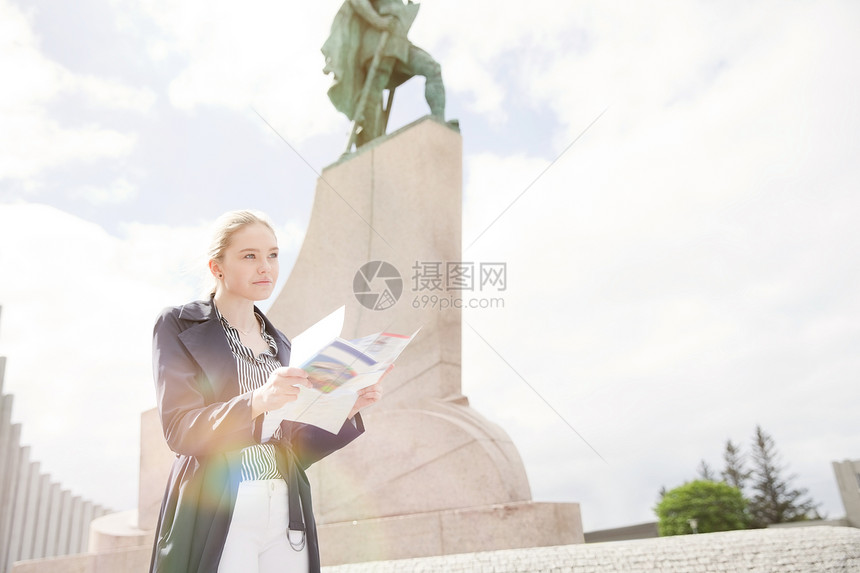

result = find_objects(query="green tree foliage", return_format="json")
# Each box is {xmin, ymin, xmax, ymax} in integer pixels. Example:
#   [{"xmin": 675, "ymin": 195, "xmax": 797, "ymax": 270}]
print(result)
[
  {"xmin": 748, "ymin": 425, "xmax": 821, "ymax": 527},
  {"xmin": 655, "ymin": 480, "xmax": 749, "ymax": 536},
  {"xmin": 661, "ymin": 426, "xmax": 823, "ymax": 533}
]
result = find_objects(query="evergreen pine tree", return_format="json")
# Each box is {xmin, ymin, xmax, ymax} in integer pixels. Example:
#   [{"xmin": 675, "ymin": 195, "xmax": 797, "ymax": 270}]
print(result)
[
  {"xmin": 721, "ymin": 439, "xmax": 751, "ymax": 492},
  {"xmin": 748, "ymin": 425, "xmax": 821, "ymax": 527},
  {"xmin": 696, "ymin": 459, "xmax": 716, "ymax": 481}
]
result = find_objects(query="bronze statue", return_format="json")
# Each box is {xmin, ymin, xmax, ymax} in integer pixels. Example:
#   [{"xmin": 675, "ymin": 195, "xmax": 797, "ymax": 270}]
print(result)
[{"xmin": 322, "ymin": 0, "xmax": 446, "ymax": 151}]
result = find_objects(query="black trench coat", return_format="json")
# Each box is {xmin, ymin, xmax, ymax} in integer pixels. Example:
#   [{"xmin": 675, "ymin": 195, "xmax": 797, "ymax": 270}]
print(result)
[{"xmin": 149, "ymin": 299, "xmax": 364, "ymax": 573}]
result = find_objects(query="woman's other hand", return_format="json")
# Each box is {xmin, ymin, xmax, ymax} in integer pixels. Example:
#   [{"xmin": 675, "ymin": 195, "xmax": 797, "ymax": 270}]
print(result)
[
  {"xmin": 251, "ymin": 367, "xmax": 311, "ymax": 418},
  {"xmin": 348, "ymin": 364, "xmax": 392, "ymax": 419}
]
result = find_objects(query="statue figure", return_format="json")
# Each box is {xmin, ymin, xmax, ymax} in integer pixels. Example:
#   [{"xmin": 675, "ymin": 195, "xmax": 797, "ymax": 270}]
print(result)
[{"xmin": 322, "ymin": 0, "xmax": 446, "ymax": 151}]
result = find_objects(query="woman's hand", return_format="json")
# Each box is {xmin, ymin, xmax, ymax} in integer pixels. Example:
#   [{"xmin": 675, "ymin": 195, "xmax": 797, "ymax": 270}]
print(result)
[
  {"xmin": 251, "ymin": 367, "xmax": 312, "ymax": 419},
  {"xmin": 348, "ymin": 365, "xmax": 393, "ymax": 420}
]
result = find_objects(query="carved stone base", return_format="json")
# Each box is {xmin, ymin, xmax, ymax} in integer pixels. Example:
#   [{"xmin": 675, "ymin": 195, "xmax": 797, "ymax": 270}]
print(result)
[{"xmin": 318, "ymin": 501, "xmax": 584, "ymax": 565}]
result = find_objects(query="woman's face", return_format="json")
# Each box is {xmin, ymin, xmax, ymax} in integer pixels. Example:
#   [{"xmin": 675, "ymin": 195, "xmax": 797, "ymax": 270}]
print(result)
[{"xmin": 213, "ymin": 223, "xmax": 279, "ymax": 301}]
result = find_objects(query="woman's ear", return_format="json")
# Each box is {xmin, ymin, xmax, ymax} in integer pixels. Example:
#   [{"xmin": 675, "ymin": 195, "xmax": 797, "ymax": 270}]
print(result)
[{"xmin": 209, "ymin": 260, "xmax": 222, "ymax": 278}]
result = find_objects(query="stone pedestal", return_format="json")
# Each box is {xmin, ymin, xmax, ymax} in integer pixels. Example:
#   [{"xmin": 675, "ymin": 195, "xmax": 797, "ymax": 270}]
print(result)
[
  {"xmin": 267, "ymin": 117, "xmax": 583, "ymax": 564},
  {"xmin": 267, "ymin": 117, "xmax": 465, "ymax": 407},
  {"xmin": 137, "ymin": 408, "xmax": 174, "ymax": 531}
]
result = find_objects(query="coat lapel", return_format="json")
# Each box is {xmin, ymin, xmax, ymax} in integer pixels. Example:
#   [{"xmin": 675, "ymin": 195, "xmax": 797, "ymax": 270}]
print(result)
[
  {"xmin": 176, "ymin": 299, "xmax": 293, "ymax": 402},
  {"xmin": 260, "ymin": 312, "xmax": 292, "ymax": 366},
  {"xmin": 176, "ymin": 300, "xmax": 239, "ymax": 402}
]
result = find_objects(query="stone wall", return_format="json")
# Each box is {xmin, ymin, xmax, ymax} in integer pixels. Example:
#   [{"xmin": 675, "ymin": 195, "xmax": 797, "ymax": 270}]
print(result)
[{"xmin": 323, "ymin": 526, "xmax": 860, "ymax": 573}]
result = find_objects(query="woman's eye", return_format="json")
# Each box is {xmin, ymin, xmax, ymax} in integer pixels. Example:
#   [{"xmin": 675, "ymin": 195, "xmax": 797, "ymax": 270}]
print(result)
[
  {"xmin": 244, "ymin": 254, "xmax": 255, "ymax": 259},
  {"xmin": 269, "ymin": 252, "xmax": 279, "ymax": 259}
]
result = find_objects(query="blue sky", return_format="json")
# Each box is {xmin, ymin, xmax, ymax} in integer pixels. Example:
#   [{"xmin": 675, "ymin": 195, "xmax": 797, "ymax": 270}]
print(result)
[{"xmin": 1, "ymin": 0, "xmax": 859, "ymax": 532}]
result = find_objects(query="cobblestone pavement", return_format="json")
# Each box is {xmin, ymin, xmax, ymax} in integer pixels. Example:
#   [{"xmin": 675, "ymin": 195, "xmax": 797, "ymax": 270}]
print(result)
[{"xmin": 324, "ymin": 526, "xmax": 860, "ymax": 573}]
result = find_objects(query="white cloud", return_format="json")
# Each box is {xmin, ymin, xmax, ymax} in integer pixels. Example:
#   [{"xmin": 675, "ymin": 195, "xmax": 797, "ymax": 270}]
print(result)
[
  {"xmin": 119, "ymin": 213, "xmax": 307, "ymax": 304},
  {"xmin": 69, "ymin": 177, "xmax": 139, "ymax": 205},
  {"xmin": 412, "ymin": 1, "xmax": 588, "ymax": 122},
  {"xmin": 462, "ymin": 151, "xmax": 547, "ymax": 248},
  {"xmin": 3, "ymin": 0, "xmax": 859, "ymax": 532},
  {"xmin": 0, "ymin": 204, "xmax": 212, "ymax": 508},
  {"xmin": 118, "ymin": 0, "xmax": 585, "ymax": 138},
  {"xmin": 73, "ymin": 74, "xmax": 157, "ymax": 112},
  {"xmin": 119, "ymin": 0, "xmax": 350, "ymax": 142},
  {"xmin": 458, "ymin": 1, "xmax": 860, "ymax": 529},
  {"xmin": 0, "ymin": 116, "xmax": 136, "ymax": 184},
  {"xmin": 0, "ymin": 0, "xmax": 154, "ymax": 185},
  {"xmin": 0, "ymin": 204, "xmax": 312, "ymax": 509}
]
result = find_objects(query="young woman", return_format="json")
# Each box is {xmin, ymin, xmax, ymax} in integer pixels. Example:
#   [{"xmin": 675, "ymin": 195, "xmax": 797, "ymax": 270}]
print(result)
[{"xmin": 149, "ymin": 210, "xmax": 383, "ymax": 572}]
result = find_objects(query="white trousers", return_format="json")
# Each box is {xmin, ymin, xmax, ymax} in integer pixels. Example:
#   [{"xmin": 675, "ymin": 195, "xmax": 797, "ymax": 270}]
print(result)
[{"xmin": 217, "ymin": 479, "xmax": 309, "ymax": 573}]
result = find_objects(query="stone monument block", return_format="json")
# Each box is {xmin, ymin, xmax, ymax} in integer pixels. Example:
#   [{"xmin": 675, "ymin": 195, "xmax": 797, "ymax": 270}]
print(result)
[
  {"xmin": 267, "ymin": 116, "xmax": 583, "ymax": 564},
  {"xmin": 268, "ymin": 117, "xmax": 464, "ymax": 409},
  {"xmin": 137, "ymin": 408, "xmax": 173, "ymax": 531},
  {"xmin": 832, "ymin": 459, "xmax": 860, "ymax": 528}
]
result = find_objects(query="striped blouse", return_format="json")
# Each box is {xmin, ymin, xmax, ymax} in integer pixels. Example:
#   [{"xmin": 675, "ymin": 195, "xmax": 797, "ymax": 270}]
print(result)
[{"xmin": 215, "ymin": 305, "xmax": 283, "ymax": 482}]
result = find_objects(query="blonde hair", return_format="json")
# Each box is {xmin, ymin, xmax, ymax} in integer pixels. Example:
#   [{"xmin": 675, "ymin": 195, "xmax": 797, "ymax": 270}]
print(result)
[{"xmin": 207, "ymin": 210, "xmax": 277, "ymax": 296}]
